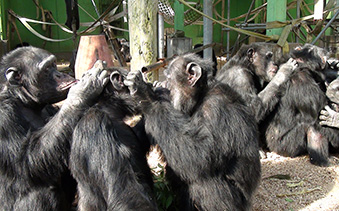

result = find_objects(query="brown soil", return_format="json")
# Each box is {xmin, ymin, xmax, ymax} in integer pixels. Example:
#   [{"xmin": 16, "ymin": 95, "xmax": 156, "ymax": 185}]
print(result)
[{"xmin": 253, "ymin": 152, "xmax": 339, "ymax": 211}]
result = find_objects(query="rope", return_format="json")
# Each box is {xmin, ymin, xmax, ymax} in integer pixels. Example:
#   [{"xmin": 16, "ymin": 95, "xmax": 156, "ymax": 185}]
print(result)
[
  {"xmin": 7, "ymin": 0, "xmax": 124, "ymax": 42},
  {"xmin": 177, "ymin": 0, "xmax": 275, "ymax": 41}
]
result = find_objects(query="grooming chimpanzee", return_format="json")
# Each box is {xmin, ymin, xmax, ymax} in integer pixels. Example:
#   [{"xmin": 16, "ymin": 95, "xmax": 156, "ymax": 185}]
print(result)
[
  {"xmin": 216, "ymin": 43, "xmax": 298, "ymax": 122},
  {"xmin": 69, "ymin": 67, "xmax": 157, "ymax": 210},
  {"xmin": 261, "ymin": 44, "xmax": 338, "ymax": 166},
  {"xmin": 0, "ymin": 46, "xmax": 108, "ymax": 210},
  {"xmin": 124, "ymin": 53, "xmax": 261, "ymax": 211}
]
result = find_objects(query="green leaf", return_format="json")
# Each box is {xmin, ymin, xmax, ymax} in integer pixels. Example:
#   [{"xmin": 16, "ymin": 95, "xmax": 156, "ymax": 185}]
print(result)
[
  {"xmin": 166, "ymin": 195, "xmax": 173, "ymax": 208},
  {"xmin": 285, "ymin": 198, "xmax": 294, "ymax": 203}
]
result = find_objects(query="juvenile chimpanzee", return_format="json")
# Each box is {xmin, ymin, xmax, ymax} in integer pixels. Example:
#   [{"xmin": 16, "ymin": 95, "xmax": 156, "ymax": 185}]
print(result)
[
  {"xmin": 0, "ymin": 46, "xmax": 108, "ymax": 210},
  {"xmin": 69, "ymin": 67, "xmax": 157, "ymax": 211},
  {"xmin": 261, "ymin": 44, "xmax": 337, "ymax": 166},
  {"xmin": 216, "ymin": 43, "xmax": 298, "ymax": 122},
  {"xmin": 124, "ymin": 53, "xmax": 261, "ymax": 211}
]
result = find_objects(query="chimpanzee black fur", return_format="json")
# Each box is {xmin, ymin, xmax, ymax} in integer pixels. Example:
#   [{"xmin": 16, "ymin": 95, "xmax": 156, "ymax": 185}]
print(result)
[
  {"xmin": 0, "ymin": 46, "xmax": 108, "ymax": 210},
  {"xmin": 216, "ymin": 43, "xmax": 297, "ymax": 122},
  {"xmin": 261, "ymin": 44, "xmax": 338, "ymax": 166},
  {"xmin": 69, "ymin": 67, "xmax": 157, "ymax": 210},
  {"xmin": 319, "ymin": 77, "xmax": 339, "ymax": 149},
  {"xmin": 124, "ymin": 53, "xmax": 261, "ymax": 211}
]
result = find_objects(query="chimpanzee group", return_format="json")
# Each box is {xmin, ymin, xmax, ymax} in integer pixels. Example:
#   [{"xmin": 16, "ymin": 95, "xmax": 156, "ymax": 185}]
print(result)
[{"xmin": 0, "ymin": 42, "xmax": 338, "ymax": 211}]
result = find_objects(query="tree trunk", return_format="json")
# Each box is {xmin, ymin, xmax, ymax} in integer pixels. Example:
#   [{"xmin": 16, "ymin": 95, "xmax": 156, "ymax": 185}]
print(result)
[{"xmin": 128, "ymin": 0, "xmax": 158, "ymax": 82}]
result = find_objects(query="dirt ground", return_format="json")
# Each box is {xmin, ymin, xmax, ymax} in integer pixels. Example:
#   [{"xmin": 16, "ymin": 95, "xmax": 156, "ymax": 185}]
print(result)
[{"xmin": 253, "ymin": 152, "xmax": 339, "ymax": 211}]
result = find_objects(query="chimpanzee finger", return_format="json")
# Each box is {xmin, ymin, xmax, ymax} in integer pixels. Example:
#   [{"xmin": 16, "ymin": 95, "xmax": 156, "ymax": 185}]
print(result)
[
  {"xmin": 98, "ymin": 69, "xmax": 108, "ymax": 80},
  {"xmin": 320, "ymin": 109, "xmax": 329, "ymax": 116},
  {"xmin": 324, "ymin": 105, "xmax": 336, "ymax": 115},
  {"xmin": 319, "ymin": 119, "xmax": 329, "ymax": 125},
  {"xmin": 319, "ymin": 114, "xmax": 328, "ymax": 120}
]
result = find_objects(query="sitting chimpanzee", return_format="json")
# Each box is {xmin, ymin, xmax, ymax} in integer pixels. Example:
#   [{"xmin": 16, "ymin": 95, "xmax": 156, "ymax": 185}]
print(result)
[
  {"xmin": 216, "ymin": 43, "xmax": 298, "ymax": 122},
  {"xmin": 0, "ymin": 46, "xmax": 108, "ymax": 210},
  {"xmin": 69, "ymin": 67, "xmax": 157, "ymax": 210},
  {"xmin": 124, "ymin": 53, "xmax": 261, "ymax": 211},
  {"xmin": 261, "ymin": 44, "xmax": 338, "ymax": 166}
]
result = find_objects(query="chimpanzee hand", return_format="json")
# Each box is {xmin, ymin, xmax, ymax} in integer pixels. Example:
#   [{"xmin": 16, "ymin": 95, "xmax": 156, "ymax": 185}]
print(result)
[
  {"xmin": 124, "ymin": 70, "xmax": 154, "ymax": 101},
  {"xmin": 65, "ymin": 60, "xmax": 109, "ymax": 108},
  {"xmin": 278, "ymin": 58, "xmax": 298, "ymax": 75},
  {"xmin": 272, "ymin": 58, "xmax": 298, "ymax": 85},
  {"xmin": 319, "ymin": 105, "xmax": 339, "ymax": 128}
]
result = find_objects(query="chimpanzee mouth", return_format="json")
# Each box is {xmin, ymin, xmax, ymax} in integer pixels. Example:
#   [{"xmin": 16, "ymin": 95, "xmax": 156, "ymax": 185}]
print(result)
[{"xmin": 59, "ymin": 79, "xmax": 78, "ymax": 91}]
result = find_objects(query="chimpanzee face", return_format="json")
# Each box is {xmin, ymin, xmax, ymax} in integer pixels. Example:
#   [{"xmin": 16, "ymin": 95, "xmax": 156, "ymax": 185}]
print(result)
[
  {"xmin": 249, "ymin": 45, "xmax": 278, "ymax": 82},
  {"xmin": 241, "ymin": 44, "xmax": 278, "ymax": 83},
  {"xmin": 1, "ymin": 47, "xmax": 77, "ymax": 105}
]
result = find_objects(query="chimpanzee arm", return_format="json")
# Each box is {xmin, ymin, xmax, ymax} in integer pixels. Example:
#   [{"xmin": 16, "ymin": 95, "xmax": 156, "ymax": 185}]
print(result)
[
  {"xmin": 26, "ymin": 61, "xmax": 108, "ymax": 182},
  {"xmin": 319, "ymin": 105, "xmax": 339, "ymax": 128},
  {"xmin": 257, "ymin": 58, "xmax": 298, "ymax": 120}
]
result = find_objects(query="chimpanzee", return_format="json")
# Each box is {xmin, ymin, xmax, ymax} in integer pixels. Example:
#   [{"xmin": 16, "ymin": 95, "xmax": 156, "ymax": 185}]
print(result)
[
  {"xmin": 124, "ymin": 53, "xmax": 261, "ymax": 211},
  {"xmin": 69, "ymin": 67, "xmax": 157, "ymax": 210},
  {"xmin": 319, "ymin": 77, "xmax": 339, "ymax": 128},
  {"xmin": 216, "ymin": 43, "xmax": 298, "ymax": 122},
  {"xmin": 261, "ymin": 44, "xmax": 338, "ymax": 166},
  {"xmin": 0, "ymin": 46, "xmax": 108, "ymax": 210}
]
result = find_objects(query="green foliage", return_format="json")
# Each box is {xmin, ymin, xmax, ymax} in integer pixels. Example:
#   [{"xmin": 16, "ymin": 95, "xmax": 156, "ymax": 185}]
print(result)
[{"xmin": 152, "ymin": 164, "xmax": 177, "ymax": 211}]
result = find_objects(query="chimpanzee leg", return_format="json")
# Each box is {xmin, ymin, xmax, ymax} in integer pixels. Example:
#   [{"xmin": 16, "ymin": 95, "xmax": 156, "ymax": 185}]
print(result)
[{"xmin": 307, "ymin": 126, "xmax": 329, "ymax": 166}]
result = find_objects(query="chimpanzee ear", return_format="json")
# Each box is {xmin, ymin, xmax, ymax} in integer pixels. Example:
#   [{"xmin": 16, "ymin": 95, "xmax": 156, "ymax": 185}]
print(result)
[
  {"xmin": 247, "ymin": 48, "xmax": 254, "ymax": 62},
  {"xmin": 110, "ymin": 71, "xmax": 124, "ymax": 90},
  {"xmin": 5, "ymin": 67, "xmax": 22, "ymax": 86},
  {"xmin": 186, "ymin": 62, "xmax": 202, "ymax": 87}
]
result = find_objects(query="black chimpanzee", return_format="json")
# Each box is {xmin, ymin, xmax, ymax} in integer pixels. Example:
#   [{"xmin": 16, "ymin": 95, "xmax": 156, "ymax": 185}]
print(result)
[
  {"xmin": 216, "ymin": 43, "xmax": 298, "ymax": 122},
  {"xmin": 261, "ymin": 44, "xmax": 338, "ymax": 166},
  {"xmin": 124, "ymin": 53, "xmax": 261, "ymax": 211},
  {"xmin": 0, "ymin": 46, "xmax": 108, "ymax": 210},
  {"xmin": 69, "ymin": 67, "xmax": 157, "ymax": 210}
]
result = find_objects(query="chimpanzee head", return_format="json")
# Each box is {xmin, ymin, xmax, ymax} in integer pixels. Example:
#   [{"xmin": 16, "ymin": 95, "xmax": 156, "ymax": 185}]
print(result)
[
  {"xmin": 290, "ymin": 44, "xmax": 330, "ymax": 70},
  {"xmin": 236, "ymin": 43, "xmax": 278, "ymax": 82},
  {"xmin": 164, "ymin": 53, "xmax": 214, "ymax": 114},
  {"xmin": 0, "ymin": 46, "xmax": 77, "ymax": 106}
]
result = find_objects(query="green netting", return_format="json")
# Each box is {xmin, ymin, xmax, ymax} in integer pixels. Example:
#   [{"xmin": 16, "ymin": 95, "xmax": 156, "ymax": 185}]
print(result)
[{"xmin": 158, "ymin": 0, "xmax": 203, "ymax": 26}]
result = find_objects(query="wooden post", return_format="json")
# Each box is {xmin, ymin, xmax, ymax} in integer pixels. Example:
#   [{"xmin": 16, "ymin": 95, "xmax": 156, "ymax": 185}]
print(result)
[{"xmin": 128, "ymin": 0, "xmax": 158, "ymax": 82}]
